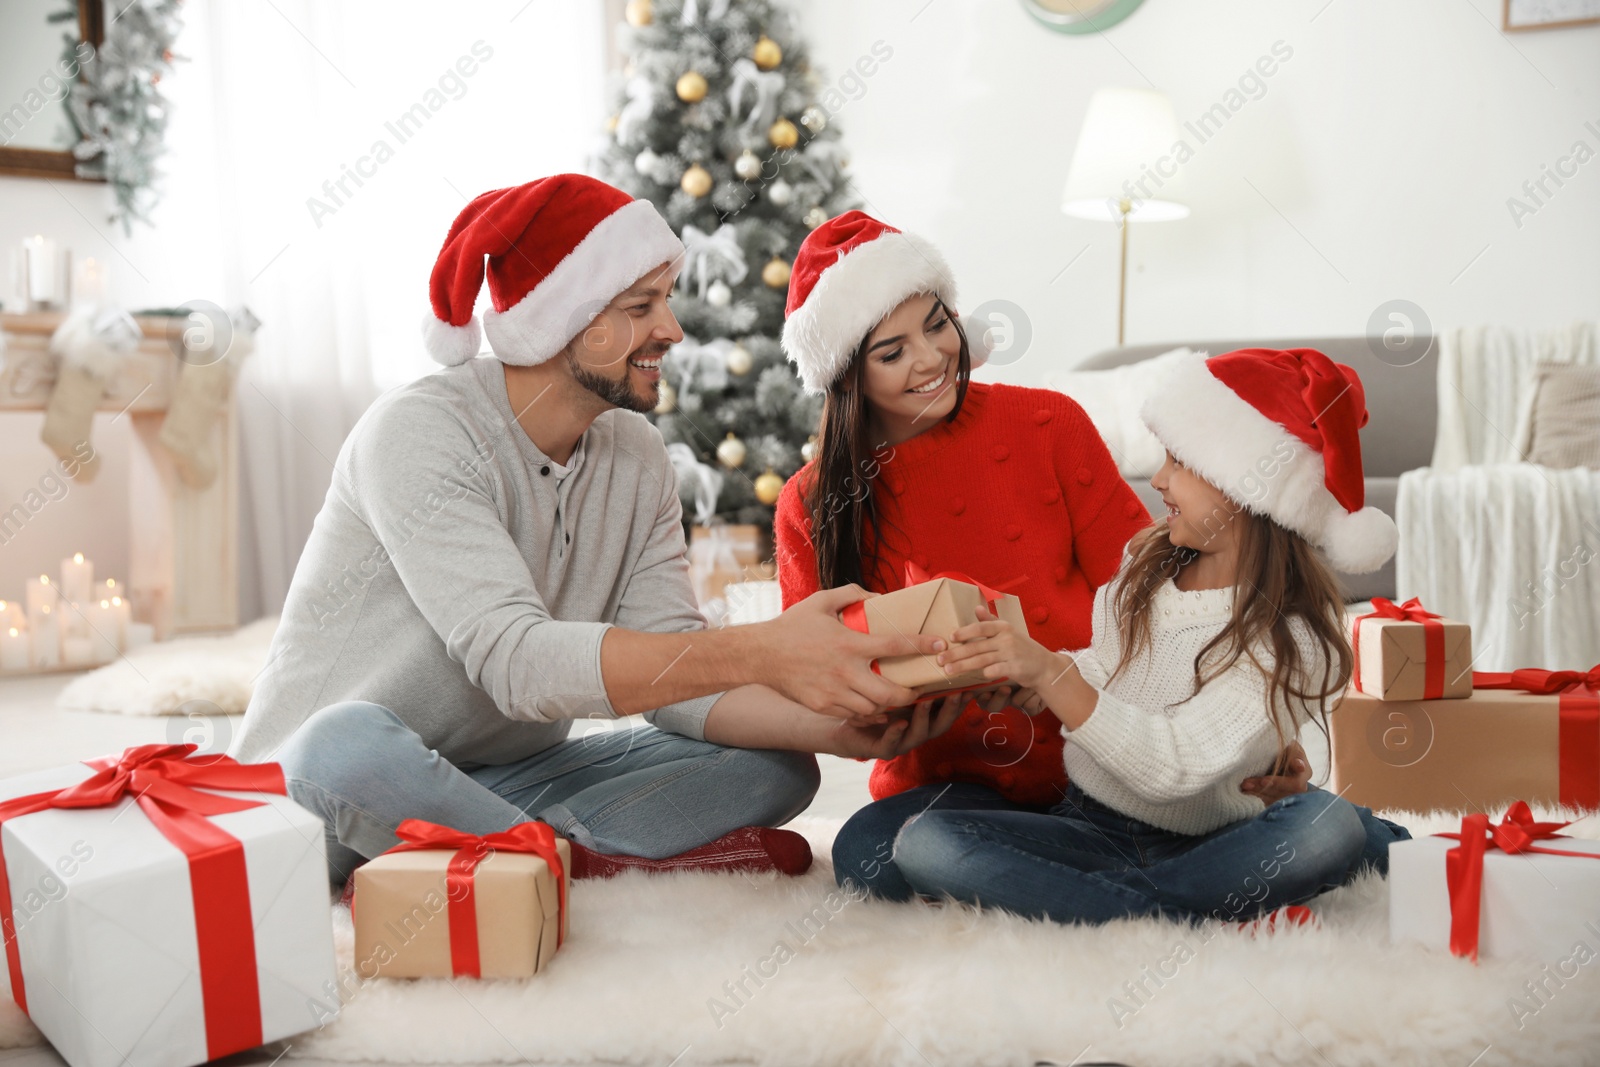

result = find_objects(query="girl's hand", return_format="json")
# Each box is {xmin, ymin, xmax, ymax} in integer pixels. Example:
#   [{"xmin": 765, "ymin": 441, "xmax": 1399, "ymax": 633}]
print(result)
[
  {"xmin": 1240, "ymin": 741, "xmax": 1312, "ymax": 804},
  {"xmin": 827, "ymin": 691, "xmax": 967, "ymax": 760},
  {"xmin": 938, "ymin": 605, "xmax": 1058, "ymax": 690}
]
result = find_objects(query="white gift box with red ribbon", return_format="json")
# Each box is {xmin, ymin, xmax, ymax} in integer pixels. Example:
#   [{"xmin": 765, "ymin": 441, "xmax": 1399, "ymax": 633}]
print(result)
[{"xmin": 0, "ymin": 746, "xmax": 338, "ymax": 1067}]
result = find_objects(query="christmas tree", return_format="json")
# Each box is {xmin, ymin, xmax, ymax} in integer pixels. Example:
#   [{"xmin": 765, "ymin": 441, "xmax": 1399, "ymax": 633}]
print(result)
[{"xmin": 593, "ymin": 0, "xmax": 857, "ymax": 531}]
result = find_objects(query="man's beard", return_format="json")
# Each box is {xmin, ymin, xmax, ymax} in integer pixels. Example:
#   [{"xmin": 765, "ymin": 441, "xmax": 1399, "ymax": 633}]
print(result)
[{"xmin": 565, "ymin": 345, "xmax": 660, "ymax": 414}]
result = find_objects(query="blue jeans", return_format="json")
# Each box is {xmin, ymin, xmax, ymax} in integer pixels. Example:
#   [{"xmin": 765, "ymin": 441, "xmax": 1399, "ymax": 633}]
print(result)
[
  {"xmin": 276, "ymin": 700, "xmax": 821, "ymax": 885},
  {"xmin": 892, "ymin": 783, "xmax": 1390, "ymax": 924}
]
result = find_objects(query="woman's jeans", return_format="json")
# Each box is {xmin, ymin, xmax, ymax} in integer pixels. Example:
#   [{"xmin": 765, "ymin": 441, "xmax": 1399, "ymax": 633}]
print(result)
[
  {"xmin": 838, "ymin": 781, "xmax": 1410, "ymax": 923},
  {"xmin": 276, "ymin": 700, "xmax": 821, "ymax": 886}
]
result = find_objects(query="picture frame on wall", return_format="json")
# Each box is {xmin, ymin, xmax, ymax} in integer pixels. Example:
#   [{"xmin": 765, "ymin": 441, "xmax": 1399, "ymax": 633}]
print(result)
[{"xmin": 1502, "ymin": 0, "xmax": 1600, "ymax": 31}]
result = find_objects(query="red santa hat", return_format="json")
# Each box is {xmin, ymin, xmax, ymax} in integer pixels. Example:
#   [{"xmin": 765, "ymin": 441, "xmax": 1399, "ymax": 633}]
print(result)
[
  {"xmin": 780, "ymin": 210, "xmax": 985, "ymax": 395},
  {"xmin": 423, "ymin": 174, "xmax": 684, "ymax": 367},
  {"xmin": 1140, "ymin": 347, "xmax": 1399, "ymax": 574}
]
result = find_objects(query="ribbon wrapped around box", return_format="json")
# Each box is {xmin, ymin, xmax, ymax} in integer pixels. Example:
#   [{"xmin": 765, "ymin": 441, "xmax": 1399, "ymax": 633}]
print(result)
[
  {"xmin": 352, "ymin": 819, "xmax": 569, "ymax": 979},
  {"xmin": 0, "ymin": 745, "xmax": 338, "ymax": 1067},
  {"xmin": 1349, "ymin": 597, "xmax": 1472, "ymax": 700},
  {"xmin": 841, "ymin": 563, "xmax": 1028, "ymax": 697},
  {"xmin": 1329, "ymin": 665, "xmax": 1599, "ymax": 813},
  {"xmin": 1389, "ymin": 802, "xmax": 1600, "ymax": 961}
]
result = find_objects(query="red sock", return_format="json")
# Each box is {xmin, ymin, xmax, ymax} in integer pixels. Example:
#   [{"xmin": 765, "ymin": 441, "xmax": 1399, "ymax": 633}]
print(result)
[{"xmin": 567, "ymin": 826, "xmax": 812, "ymax": 880}]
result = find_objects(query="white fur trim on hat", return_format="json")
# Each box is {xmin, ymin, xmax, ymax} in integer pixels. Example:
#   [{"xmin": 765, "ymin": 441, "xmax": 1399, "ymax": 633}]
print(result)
[
  {"xmin": 781, "ymin": 231, "xmax": 958, "ymax": 394},
  {"xmin": 479, "ymin": 198, "xmax": 685, "ymax": 368},
  {"xmin": 422, "ymin": 313, "xmax": 483, "ymax": 367},
  {"xmin": 1139, "ymin": 351, "xmax": 1397, "ymax": 573}
]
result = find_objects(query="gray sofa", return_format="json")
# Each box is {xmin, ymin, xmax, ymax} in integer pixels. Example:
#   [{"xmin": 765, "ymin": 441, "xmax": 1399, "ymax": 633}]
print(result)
[{"xmin": 1072, "ymin": 337, "xmax": 1438, "ymax": 603}]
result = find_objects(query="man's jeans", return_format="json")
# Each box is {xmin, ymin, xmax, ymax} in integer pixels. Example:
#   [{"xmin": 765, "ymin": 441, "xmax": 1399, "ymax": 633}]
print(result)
[
  {"xmin": 276, "ymin": 700, "xmax": 820, "ymax": 885},
  {"xmin": 889, "ymin": 783, "xmax": 1403, "ymax": 924}
]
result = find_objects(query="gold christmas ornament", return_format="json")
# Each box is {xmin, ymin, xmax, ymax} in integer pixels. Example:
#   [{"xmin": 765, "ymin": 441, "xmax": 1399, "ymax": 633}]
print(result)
[
  {"xmin": 734, "ymin": 149, "xmax": 761, "ymax": 180},
  {"xmin": 605, "ymin": 114, "xmax": 619, "ymax": 133},
  {"xmin": 753, "ymin": 36, "xmax": 782, "ymax": 70},
  {"xmin": 675, "ymin": 70, "xmax": 708, "ymax": 103},
  {"xmin": 680, "ymin": 164, "xmax": 713, "ymax": 197},
  {"xmin": 803, "ymin": 205, "xmax": 828, "ymax": 228},
  {"xmin": 754, "ymin": 468, "xmax": 784, "ymax": 506},
  {"xmin": 800, "ymin": 435, "xmax": 818, "ymax": 463},
  {"xmin": 768, "ymin": 118, "xmax": 798, "ymax": 149},
  {"xmin": 624, "ymin": 0, "xmax": 652, "ymax": 27},
  {"xmin": 654, "ymin": 380, "xmax": 676, "ymax": 414},
  {"xmin": 716, "ymin": 432, "xmax": 747, "ymax": 469},
  {"xmin": 761, "ymin": 256, "xmax": 792, "ymax": 289},
  {"xmin": 726, "ymin": 342, "xmax": 753, "ymax": 375},
  {"xmin": 800, "ymin": 106, "xmax": 827, "ymax": 132}
]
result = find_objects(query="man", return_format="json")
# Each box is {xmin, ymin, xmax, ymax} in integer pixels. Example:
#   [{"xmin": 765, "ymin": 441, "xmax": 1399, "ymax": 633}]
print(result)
[{"xmin": 231, "ymin": 174, "xmax": 957, "ymax": 885}]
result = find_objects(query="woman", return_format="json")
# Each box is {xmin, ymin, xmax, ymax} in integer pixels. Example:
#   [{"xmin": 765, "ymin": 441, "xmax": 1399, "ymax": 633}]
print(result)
[{"xmin": 773, "ymin": 212, "xmax": 1314, "ymax": 900}]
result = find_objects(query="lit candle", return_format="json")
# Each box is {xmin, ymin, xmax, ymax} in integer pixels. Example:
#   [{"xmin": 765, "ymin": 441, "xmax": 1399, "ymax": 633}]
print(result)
[
  {"xmin": 62, "ymin": 635, "xmax": 93, "ymax": 667},
  {"xmin": 109, "ymin": 595, "xmax": 130, "ymax": 648},
  {"xmin": 31, "ymin": 604, "xmax": 61, "ymax": 668},
  {"xmin": 24, "ymin": 236, "xmax": 57, "ymax": 306},
  {"xmin": 25, "ymin": 575, "xmax": 57, "ymax": 620},
  {"xmin": 88, "ymin": 599, "xmax": 121, "ymax": 662},
  {"xmin": 72, "ymin": 256, "xmax": 106, "ymax": 305},
  {"xmin": 60, "ymin": 552, "xmax": 93, "ymax": 605},
  {"xmin": 0, "ymin": 627, "xmax": 27, "ymax": 671}
]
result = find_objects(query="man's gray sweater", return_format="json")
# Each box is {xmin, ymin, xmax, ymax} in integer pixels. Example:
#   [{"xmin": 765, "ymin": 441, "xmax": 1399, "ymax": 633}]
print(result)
[{"xmin": 230, "ymin": 356, "xmax": 719, "ymax": 766}]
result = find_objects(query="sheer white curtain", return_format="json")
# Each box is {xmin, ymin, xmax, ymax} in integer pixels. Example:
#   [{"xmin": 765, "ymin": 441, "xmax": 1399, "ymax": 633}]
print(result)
[{"xmin": 152, "ymin": 0, "xmax": 609, "ymax": 621}]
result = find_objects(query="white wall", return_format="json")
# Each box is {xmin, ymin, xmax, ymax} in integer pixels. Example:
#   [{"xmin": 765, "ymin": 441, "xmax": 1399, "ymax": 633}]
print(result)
[{"xmin": 801, "ymin": 0, "xmax": 1600, "ymax": 386}]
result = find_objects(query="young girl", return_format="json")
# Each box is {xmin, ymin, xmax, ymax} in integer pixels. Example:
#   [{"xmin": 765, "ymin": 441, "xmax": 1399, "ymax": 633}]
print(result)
[{"xmin": 892, "ymin": 347, "xmax": 1412, "ymax": 924}]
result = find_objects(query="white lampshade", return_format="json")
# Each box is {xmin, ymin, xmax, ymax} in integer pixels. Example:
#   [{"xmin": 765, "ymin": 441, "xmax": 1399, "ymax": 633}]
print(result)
[{"xmin": 1061, "ymin": 87, "xmax": 1190, "ymax": 222}]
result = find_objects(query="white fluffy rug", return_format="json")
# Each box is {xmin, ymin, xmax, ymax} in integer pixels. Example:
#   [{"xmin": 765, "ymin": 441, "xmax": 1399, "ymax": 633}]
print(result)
[
  {"xmin": 5, "ymin": 809, "xmax": 1596, "ymax": 1067},
  {"xmin": 54, "ymin": 616, "xmax": 278, "ymax": 716}
]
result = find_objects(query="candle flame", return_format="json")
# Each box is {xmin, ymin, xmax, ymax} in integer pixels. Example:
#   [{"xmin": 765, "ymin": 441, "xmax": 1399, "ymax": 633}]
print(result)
[
  {"xmin": 106, "ymin": 579, "xmax": 115, "ymax": 587},
  {"xmin": 100, "ymin": 600, "xmax": 110, "ymax": 609},
  {"xmin": 7, "ymin": 628, "xmax": 16, "ymax": 637},
  {"xmin": 111, "ymin": 596, "xmax": 122, "ymax": 606},
  {"xmin": 73, "ymin": 552, "xmax": 84, "ymax": 564},
  {"xmin": 40, "ymin": 605, "xmax": 50, "ymax": 614},
  {"xmin": 39, "ymin": 575, "xmax": 49, "ymax": 585}
]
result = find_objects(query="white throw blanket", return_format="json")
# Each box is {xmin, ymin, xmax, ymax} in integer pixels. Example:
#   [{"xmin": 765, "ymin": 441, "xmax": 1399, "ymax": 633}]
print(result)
[
  {"xmin": 1431, "ymin": 321, "xmax": 1600, "ymax": 469},
  {"xmin": 1398, "ymin": 320, "xmax": 1600, "ymax": 670},
  {"xmin": 1396, "ymin": 465, "xmax": 1600, "ymax": 670}
]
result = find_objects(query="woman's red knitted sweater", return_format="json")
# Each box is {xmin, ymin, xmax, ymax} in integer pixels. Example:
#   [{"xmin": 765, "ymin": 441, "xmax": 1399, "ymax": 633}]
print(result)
[{"xmin": 774, "ymin": 382, "xmax": 1153, "ymax": 808}]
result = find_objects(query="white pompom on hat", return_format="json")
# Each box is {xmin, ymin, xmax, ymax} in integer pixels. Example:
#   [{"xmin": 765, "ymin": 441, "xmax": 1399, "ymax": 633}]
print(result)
[
  {"xmin": 422, "ymin": 174, "xmax": 684, "ymax": 367},
  {"xmin": 780, "ymin": 210, "xmax": 985, "ymax": 394},
  {"xmin": 1139, "ymin": 347, "xmax": 1399, "ymax": 574}
]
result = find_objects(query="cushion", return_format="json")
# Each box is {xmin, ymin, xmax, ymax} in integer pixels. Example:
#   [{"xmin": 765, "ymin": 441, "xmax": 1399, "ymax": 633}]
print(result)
[
  {"xmin": 1527, "ymin": 362, "xmax": 1600, "ymax": 470},
  {"xmin": 1042, "ymin": 347, "xmax": 1199, "ymax": 478}
]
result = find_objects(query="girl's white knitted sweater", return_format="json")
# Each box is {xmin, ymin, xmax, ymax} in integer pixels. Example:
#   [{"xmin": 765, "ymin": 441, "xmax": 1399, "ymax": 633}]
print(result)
[{"xmin": 1062, "ymin": 566, "xmax": 1331, "ymax": 836}]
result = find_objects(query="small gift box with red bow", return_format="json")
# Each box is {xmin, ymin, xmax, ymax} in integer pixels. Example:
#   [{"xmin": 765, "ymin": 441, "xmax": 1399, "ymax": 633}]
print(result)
[
  {"xmin": 1390, "ymin": 803, "xmax": 1600, "ymax": 961},
  {"xmin": 1330, "ymin": 665, "xmax": 1599, "ymax": 813},
  {"xmin": 841, "ymin": 564, "xmax": 1028, "ymax": 698},
  {"xmin": 1348, "ymin": 597, "xmax": 1473, "ymax": 701},
  {"xmin": 0, "ymin": 745, "xmax": 338, "ymax": 1067},
  {"xmin": 352, "ymin": 819, "xmax": 569, "ymax": 979}
]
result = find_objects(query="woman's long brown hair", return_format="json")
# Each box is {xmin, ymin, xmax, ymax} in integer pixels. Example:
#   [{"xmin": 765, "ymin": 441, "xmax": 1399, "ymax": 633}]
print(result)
[
  {"xmin": 803, "ymin": 299, "xmax": 972, "ymax": 592},
  {"xmin": 1108, "ymin": 508, "xmax": 1353, "ymax": 771}
]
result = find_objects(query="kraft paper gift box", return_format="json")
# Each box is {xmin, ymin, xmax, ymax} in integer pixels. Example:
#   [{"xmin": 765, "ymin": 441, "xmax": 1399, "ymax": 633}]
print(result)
[
  {"xmin": 0, "ymin": 746, "xmax": 338, "ymax": 1067},
  {"xmin": 844, "ymin": 570, "xmax": 1028, "ymax": 697},
  {"xmin": 689, "ymin": 523, "xmax": 768, "ymax": 605},
  {"xmin": 1328, "ymin": 687, "xmax": 1599, "ymax": 814},
  {"xmin": 1389, "ymin": 811, "xmax": 1600, "ymax": 961},
  {"xmin": 353, "ymin": 822, "xmax": 569, "ymax": 979},
  {"xmin": 1348, "ymin": 597, "xmax": 1472, "ymax": 701}
]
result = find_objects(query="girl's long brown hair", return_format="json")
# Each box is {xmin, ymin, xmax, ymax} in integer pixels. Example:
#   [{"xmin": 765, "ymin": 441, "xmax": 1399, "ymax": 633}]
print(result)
[
  {"xmin": 1108, "ymin": 507, "xmax": 1353, "ymax": 771},
  {"xmin": 804, "ymin": 299, "xmax": 972, "ymax": 592}
]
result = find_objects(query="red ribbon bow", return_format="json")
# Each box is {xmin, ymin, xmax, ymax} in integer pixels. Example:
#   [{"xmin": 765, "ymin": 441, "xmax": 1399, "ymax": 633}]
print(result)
[
  {"xmin": 1352, "ymin": 596, "xmax": 1448, "ymax": 699},
  {"xmin": 0, "ymin": 744, "xmax": 285, "ymax": 1059},
  {"xmin": 1471, "ymin": 665, "xmax": 1600, "ymax": 810},
  {"xmin": 1436, "ymin": 801, "xmax": 1600, "ymax": 960},
  {"xmin": 383, "ymin": 818, "xmax": 568, "ymax": 977}
]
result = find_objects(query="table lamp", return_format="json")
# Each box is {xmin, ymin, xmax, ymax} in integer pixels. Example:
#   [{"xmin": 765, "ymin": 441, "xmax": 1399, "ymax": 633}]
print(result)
[{"xmin": 1061, "ymin": 87, "xmax": 1189, "ymax": 344}]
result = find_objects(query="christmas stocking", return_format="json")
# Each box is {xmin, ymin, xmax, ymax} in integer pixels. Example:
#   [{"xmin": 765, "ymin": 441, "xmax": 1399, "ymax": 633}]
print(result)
[
  {"xmin": 158, "ymin": 307, "xmax": 257, "ymax": 489},
  {"xmin": 43, "ymin": 305, "xmax": 141, "ymax": 483}
]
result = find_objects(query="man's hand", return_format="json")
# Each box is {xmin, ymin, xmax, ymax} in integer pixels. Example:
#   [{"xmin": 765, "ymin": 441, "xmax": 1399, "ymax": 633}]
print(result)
[
  {"xmin": 1240, "ymin": 740, "xmax": 1312, "ymax": 805},
  {"xmin": 827, "ymin": 691, "xmax": 968, "ymax": 760},
  {"xmin": 761, "ymin": 585, "xmax": 947, "ymax": 722}
]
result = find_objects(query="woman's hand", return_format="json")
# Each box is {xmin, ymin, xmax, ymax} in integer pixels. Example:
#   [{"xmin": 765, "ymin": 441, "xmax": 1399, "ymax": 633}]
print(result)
[
  {"xmin": 1240, "ymin": 740, "xmax": 1312, "ymax": 805},
  {"xmin": 937, "ymin": 605, "xmax": 1059, "ymax": 690},
  {"xmin": 826, "ymin": 691, "xmax": 968, "ymax": 760}
]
